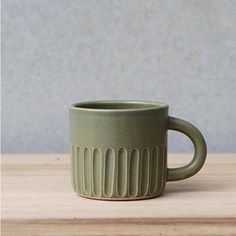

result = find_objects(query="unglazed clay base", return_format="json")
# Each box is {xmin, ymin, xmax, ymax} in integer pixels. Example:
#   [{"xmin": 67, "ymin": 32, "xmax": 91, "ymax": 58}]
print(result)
[{"xmin": 76, "ymin": 192, "xmax": 164, "ymax": 201}]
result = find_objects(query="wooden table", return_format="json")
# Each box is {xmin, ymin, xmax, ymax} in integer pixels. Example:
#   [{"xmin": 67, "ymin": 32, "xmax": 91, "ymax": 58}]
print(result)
[{"xmin": 2, "ymin": 154, "xmax": 236, "ymax": 236}]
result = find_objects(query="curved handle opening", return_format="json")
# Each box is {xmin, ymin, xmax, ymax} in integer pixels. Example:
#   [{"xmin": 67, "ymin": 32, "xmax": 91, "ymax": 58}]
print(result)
[{"xmin": 167, "ymin": 116, "xmax": 207, "ymax": 182}]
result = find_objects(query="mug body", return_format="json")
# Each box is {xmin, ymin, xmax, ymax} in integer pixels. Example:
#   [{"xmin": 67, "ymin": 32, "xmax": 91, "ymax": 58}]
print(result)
[{"xmin": 69, "ymin": 101, "xmax": 169, "ymax": 200}]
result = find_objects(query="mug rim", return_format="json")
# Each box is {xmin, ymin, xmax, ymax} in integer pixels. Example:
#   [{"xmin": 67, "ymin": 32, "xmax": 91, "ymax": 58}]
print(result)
[{"xmin": 70, "ymin": 100, "xmax": 168, "ymax": 113}]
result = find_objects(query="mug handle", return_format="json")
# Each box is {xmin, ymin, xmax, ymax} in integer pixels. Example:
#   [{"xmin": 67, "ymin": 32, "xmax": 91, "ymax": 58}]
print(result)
[{"xmin": 167, "ymin": 116, "xmax": 207, "ymax": 181}]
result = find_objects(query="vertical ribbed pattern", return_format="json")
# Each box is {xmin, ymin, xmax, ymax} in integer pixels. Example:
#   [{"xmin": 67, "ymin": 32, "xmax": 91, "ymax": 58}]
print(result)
[
  {"xmin": 117, "ymin": 148, "xmax": 127, "ymax": 197},
  {"xmin": 74, "ymin": 146, "xmax": 79, "ymax": 191},
  {"xmin": 104, "ymin": 149, "xmax": 115, "ymax": 197},
  {"xmin": 129, "ymin": 149, "xmax": 139, "ymax": 197},
  {"xmin": 149, "ymin": 146, "xmax": 158, "ymax": 194},
  {"xmin": 77, "ymin": 146, "xmax": 82, "ymax": 193},
  {"xmin": 162, "ymin": 145, "xmax": 168, "ymax": 191},
  {"xmin": 83, "ymin": 148, "xmax": 91, "ymax": 195},
  {"xmin": 70, "ymin": 145, "xmax": 76, "ymax": 191},
  {"xmin": 140, "ymin": 148, "xmax": 150, "ymax": 196},
  {"xmin": 92, "ymin": 148, "xmax": 101, "ymax": 196},
  {"xmin": 70, "ymin": 145, "xmax": 167, "ymax": 199}
]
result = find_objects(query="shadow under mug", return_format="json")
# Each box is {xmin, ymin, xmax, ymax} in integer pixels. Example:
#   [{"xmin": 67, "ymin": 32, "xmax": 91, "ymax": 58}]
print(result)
[{"xmin": 69, "ymin": 100, "xmax": 207, "ymax": 200}]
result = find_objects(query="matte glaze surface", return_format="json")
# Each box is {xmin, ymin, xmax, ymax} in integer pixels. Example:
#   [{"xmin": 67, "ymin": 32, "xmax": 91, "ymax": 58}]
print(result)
[
  {"xmin": 71, "ymin": 145, "xmax": 167, "ymax": 199},
  {"xmin": 69, "ymin": 100, "xmax": 207, "ymax": 200}
]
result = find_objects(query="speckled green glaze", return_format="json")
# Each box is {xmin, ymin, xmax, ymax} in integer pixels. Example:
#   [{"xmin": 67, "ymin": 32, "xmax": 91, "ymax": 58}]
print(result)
[{"xmin": 69, "ymin": 100, "xmax": 207, "ymax": 200}]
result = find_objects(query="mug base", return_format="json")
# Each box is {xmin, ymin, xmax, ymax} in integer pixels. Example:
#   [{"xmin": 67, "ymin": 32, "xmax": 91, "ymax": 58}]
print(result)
[{"xmin": 76, "ymin": 192, "xmax": 163, "ymax": 201}]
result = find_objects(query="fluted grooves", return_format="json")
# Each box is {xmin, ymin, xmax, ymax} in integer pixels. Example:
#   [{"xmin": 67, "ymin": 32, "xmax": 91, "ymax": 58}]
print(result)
[
  {"xmin": 83, "ymin": 148, "xmax": 91, "ymax": 195},
  {"xmin": 104, "ymin": 149, "xmax": 115, "ymax": 197},
  {"xmin": 129, "ymin": 149, "xmax": 139, "ymax": 197},
  {"xmin": 117, "ymin": 148, "xmax": 127, "ymax": 197},
  {"xmin": 150, "ymin": 146, "xmax": 158, "ymax": 194},
  {"xmin": 70, "ymin": 145, "xmax": 75, "ymax": 191},
  {"xmin": 92, "ymin": 148, "xmax": 101, "ymax": 196},
  {"xmin": 140, "ymin": 149, "xmax": 150, "ymax": 196},
  {"xmin": 74, "ymin": 146, "xmax": 79, "ymax": 191},
  {"xmin": 71, "ymin": 145, "xmax": 167, "ymax": 198}
]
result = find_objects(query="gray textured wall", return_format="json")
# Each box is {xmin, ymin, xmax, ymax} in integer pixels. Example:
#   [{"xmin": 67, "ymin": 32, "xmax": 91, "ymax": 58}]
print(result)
[{"xmin": 2, "ymin": 0, "xmax": 236, "ymax": 153}]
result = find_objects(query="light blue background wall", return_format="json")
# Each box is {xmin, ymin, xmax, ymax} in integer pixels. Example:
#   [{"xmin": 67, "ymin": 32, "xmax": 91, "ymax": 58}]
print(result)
[{"xmin": 2, "ymin": 0, "xmax": 236, "ymax": 153}]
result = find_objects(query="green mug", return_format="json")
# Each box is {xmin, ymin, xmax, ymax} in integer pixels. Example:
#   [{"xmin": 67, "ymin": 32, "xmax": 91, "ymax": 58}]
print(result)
[{"xmin": 69, "ymin": 100, "xmax": 207, "ymax": 200}]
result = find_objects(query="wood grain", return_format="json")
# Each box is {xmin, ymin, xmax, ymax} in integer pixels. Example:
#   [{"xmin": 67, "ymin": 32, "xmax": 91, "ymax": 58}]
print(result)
[{"xmin": 2, "ymin": 154, "xmax": 236, "ymax": 236}]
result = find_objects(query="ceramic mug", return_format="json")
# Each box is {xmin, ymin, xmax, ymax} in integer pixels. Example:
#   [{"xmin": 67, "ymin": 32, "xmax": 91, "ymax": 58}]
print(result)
[{"xmin": 69, "ymin": 100, "xmax": 207, "ymax": 200}]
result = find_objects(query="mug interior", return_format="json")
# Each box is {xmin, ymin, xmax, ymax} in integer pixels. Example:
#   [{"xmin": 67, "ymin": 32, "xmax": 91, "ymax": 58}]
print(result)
[{"xmin": 71, "ymin": 101, "xmax": 167, "ymax": 111}]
